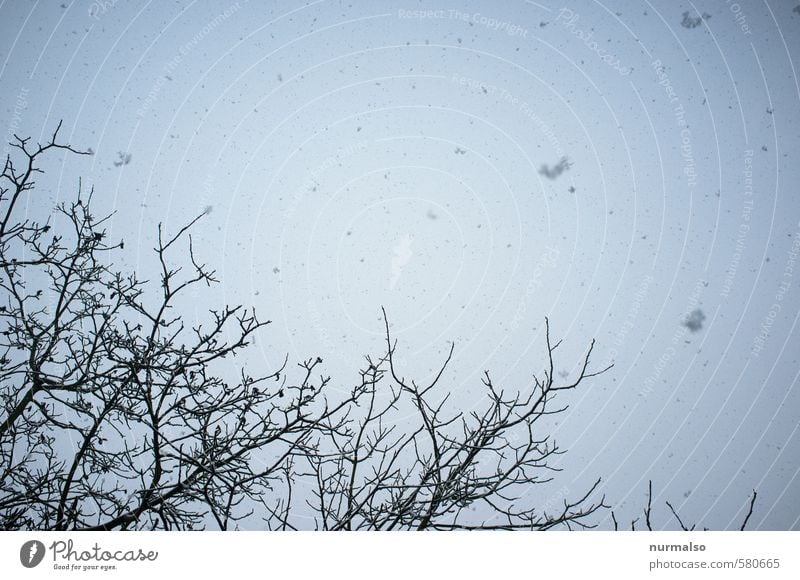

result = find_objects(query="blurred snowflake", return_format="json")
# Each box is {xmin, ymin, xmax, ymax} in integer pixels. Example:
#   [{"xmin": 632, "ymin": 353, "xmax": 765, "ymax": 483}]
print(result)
[
  {"xmin": 683, "ymin": 309, "xmax": 706, "ymax": 332},
  {"xmin": 538, "ymin": 157, "xmax": 571, "ymax": 180}
]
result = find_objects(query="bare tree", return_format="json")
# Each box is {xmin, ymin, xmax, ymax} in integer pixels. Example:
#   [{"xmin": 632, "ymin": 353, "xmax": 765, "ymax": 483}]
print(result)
[
  {"xmin": 611, "ymin": 480, "xmax": 758, "ymax": 531},
  {"xmin": 1, "ymin": 124, "xmax": 611, "ymax": 531},
  {"xmin": 296, "ymin": 311, "xmax": 611, "ymax": 530}
]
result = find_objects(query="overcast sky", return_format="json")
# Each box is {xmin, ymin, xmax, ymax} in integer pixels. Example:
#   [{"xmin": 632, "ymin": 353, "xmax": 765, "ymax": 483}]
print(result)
[{"xmin": 1, "ymin": 0, "xmax": 799, "ymax": 530}]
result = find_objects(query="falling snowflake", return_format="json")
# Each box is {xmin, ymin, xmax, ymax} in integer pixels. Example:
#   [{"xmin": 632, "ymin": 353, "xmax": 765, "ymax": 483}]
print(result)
[
  {"xmin": 683, "ymin": 309, "xmax": 706, "ymax": 332},
  {"xmin": 113, "ymin": 152, "xmax": 132, "ymax": 167},
  {"xmin": 680, "ymin": 11, "xmax": 710, "ymax": 29},
  {"xmin": 539, "ymin": 157, "xmax": 572, "ymax": 180}
]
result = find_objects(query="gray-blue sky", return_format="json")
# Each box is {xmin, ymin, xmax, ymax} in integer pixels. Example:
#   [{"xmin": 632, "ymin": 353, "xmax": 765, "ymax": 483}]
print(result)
[{"xmin": 1, "ymin": 0, "xmax": 799, "ymax": 529}]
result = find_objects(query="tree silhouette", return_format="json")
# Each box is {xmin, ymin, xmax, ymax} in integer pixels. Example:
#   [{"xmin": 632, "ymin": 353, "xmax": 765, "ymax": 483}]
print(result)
[
  {"xmin": 612, "ymin": 480, "xmax": 757, "ymax": 531},
  {"xmin": 2, "ymin": 124, "xmax": 612, "ymax": 530},
  {"xmin": 295, "ymin": 311, "xmax": 611, "ymax": 530}
]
